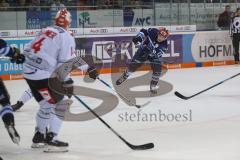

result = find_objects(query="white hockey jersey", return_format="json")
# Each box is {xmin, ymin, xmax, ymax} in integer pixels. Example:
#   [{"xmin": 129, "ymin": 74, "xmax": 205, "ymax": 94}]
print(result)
[{"xmin": 23, "ymin": 26, "xmax": 87, "ymax": 80}]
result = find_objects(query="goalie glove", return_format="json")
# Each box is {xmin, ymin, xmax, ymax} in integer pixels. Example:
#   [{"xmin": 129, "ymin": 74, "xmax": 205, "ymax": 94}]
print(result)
[{"xmin": 87, "ymin": 66, "xmax": 99, "ymax": 80}]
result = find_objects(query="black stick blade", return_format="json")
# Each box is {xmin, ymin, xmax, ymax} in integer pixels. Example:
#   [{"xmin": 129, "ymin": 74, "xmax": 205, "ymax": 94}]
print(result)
[
  {"xmin": 174, "ymin": 91, "xmax": 190, "ymax": 100},
  {"xmin": 127, "ymin": 142, "xmax": 154, "ymax": 150},
  {"xmin": 136, "ymin": 101, "xmax": 151, "ymax": 109}
]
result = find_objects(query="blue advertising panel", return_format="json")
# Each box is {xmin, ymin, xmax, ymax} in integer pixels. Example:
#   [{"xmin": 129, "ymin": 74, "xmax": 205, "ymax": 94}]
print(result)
[
  {"xmin": 1, "ymin": 33, "xmax": 190, "ymax": 76},
  {"xmin": 5, "ymin": 39, "xmax": 32, "ymax": 53},
  {"xmin": 0, "ymin": 39, "xmax": 32, "ymax": 75},
  {"xmin": 75, "ymin": 34, "xmax": 184, "ymax": 68},
  {"xmin": 182, "ymin": 34, "xmax": 195, "ymax": 63},
  {"xmin": 0, "ymin": 59, "xmax": 23, "ymax": 75},
  {"xmin": 26, "ymin": 11, "xmax": 52, "ymax": 29},
  {"xmin": 164, "ymin": 34, "xmax": 183, "ymax": 63}
]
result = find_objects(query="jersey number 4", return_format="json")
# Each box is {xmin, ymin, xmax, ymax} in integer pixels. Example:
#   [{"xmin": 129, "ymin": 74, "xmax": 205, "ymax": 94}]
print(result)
[
  {"xmin": 32, "ymin": 30, "xmax": 57, "ymax": 53},
  {"xmin": 32, "ymin": 37, "xmax": 45, "ymax": 53}
]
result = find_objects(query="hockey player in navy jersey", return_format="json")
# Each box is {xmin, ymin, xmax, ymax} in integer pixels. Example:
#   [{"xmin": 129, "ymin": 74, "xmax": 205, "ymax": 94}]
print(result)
[
  {"xmin": 0, "ymin": 38, "xmax": 25, "ymax": 145},
  {"xmin": 116, "ymin": 27, "xmax": 169, "ymax": 94}
]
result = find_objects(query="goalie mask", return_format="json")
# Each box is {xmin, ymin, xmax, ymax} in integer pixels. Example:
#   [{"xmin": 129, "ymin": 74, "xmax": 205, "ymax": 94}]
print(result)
[{"xmin": 55, "ymin": 8, "xmax": 72, "ymax": 29}]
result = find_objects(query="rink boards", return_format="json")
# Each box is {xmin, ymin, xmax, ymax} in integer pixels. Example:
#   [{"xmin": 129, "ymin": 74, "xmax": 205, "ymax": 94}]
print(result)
[{"xmin": 0, "ymin": 30, "xmax": 234, "ymax": 80}]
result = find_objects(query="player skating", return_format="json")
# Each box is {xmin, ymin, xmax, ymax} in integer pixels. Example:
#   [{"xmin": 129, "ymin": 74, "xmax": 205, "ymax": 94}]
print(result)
[
  {"xmin": 22, "ymin": 8, "xmax": 98, "ymax": 152},
  {"xmin": 116, "ymin": 27, "xmax": 169, "ymax": 95},
  {"xmin": 0, "ymin": 39, "xmax": 25, "ymax": 145}
]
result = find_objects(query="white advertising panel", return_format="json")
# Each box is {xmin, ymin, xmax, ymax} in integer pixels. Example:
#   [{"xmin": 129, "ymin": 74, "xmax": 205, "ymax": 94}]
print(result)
[{"xmin": 191, "ymin": 31, "xmax": 233, "ymax": 62}]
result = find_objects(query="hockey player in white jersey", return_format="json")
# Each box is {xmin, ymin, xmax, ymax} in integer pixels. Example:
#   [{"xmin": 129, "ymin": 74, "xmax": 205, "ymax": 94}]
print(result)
[
  {"xmin": 22, "ymin": 8, "xmax": 98, "ymax": 152},
  {"xmin": 0, "ymin": 39, "xmax": 25, "ymax": 145}
]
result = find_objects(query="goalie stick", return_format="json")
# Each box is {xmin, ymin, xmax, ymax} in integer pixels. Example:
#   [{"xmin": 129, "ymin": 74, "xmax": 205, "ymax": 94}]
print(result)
[
  {"xmin": 175, "ymin": 72, "xmax": 240, "ymax": 100},
  {"xmin": 74, "ymin": 95, "xmax": 154, "ymax": 150},
  {"xmin": 97, "ymin": 77, "xmax": 150, "ymax": 108}
]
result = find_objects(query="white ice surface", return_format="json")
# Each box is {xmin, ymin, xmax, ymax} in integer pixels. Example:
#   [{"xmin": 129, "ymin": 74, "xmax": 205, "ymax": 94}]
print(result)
[{"xmin": 1, "ymin": 65, "xmax": 240, "ymax": 160}]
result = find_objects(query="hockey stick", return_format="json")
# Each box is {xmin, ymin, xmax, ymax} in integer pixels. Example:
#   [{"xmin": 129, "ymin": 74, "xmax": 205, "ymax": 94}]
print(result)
[
  {"xmin": 74, "ymin": 95, "xmax": 154, "ymax": 150},
  {"xmin": 175, "ymin": 72, "xmax": 240, "ymax": 100},
  {"xmin": 97, "ymin": 77, "xmax": 150, "ymax": 109}
]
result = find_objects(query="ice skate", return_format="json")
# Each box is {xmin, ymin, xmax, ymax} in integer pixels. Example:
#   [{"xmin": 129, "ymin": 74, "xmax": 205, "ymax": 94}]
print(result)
[
  {"xmin": 5, "ymin": 124, "xmax": 20, "ymax": 145},
  {"xmin": 31, "ymin": 131, "xmax": 45, "ymax": 148},
  {"xmin": 116, "ymin": 71, "xmax": 129, "ymax": 85},
  {"xmin": 44, "ymin": 132, "xmax": 68, "ymax": 153},
  {"xmin": 150, "ymin": 81, "xmax": 158, "ymax": 96}
]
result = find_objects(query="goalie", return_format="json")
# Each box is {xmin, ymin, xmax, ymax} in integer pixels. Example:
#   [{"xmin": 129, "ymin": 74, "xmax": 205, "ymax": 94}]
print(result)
[{"xmin": 116, "ymin": 27, "xmax": 169, "ymax": 94}]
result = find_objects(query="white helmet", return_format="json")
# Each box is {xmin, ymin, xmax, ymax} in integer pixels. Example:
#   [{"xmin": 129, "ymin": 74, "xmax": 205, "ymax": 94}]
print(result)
[{"xmin": 55, "ymin": 8, "xmax": 72, "ymax": 29}]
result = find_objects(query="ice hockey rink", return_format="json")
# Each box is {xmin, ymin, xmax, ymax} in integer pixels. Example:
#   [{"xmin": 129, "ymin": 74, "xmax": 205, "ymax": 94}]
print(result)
[{"xmin": 1, "ymin": 65, "xmax": 240, "ymax": 160}]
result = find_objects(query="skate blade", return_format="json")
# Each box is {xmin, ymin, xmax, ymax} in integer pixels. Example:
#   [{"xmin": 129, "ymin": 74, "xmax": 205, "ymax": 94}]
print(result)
[
  {"xmin": 7, "ymin": 126, "xmax": 20, "ymax": 145},
  {"xmin": 12, "ymin": 136, "xmax": 20, "ymax": 145},
  {"xmin": 43, "ymin": 145, "xmax": 68, "ymax": 153},
  {"xmin": 31, "ymin": 143, "xmax": 46, "ymax": 148}
]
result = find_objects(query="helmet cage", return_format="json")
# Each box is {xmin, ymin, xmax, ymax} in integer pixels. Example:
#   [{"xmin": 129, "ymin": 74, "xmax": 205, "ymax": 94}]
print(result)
[{"xmin": 55, "ymin": 8, "xmax": 72, "ymax": 29}]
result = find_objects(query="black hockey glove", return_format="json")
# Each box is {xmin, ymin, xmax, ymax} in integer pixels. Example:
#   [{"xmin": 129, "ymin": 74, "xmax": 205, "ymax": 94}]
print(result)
[
  {"xmin": 87, "ymin": 66, "xmax": 99, "ymax": 80},
  {"xmin": 132, "ymin": 36, "xmax": 143, "ymax": 45},
  {"xmin": 10, "ymin": 47, "xmax": 25, "ymax": 64}
]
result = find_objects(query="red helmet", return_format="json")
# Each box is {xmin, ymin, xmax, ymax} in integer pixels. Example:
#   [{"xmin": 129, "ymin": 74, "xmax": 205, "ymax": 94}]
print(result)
[
  {"xmin": 55, "ymin": 8, "xmax": 72, "ymax": 29},
  {"xmin": 158, "ymin": 27, "xmax": 169, "ymax": 40}
]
